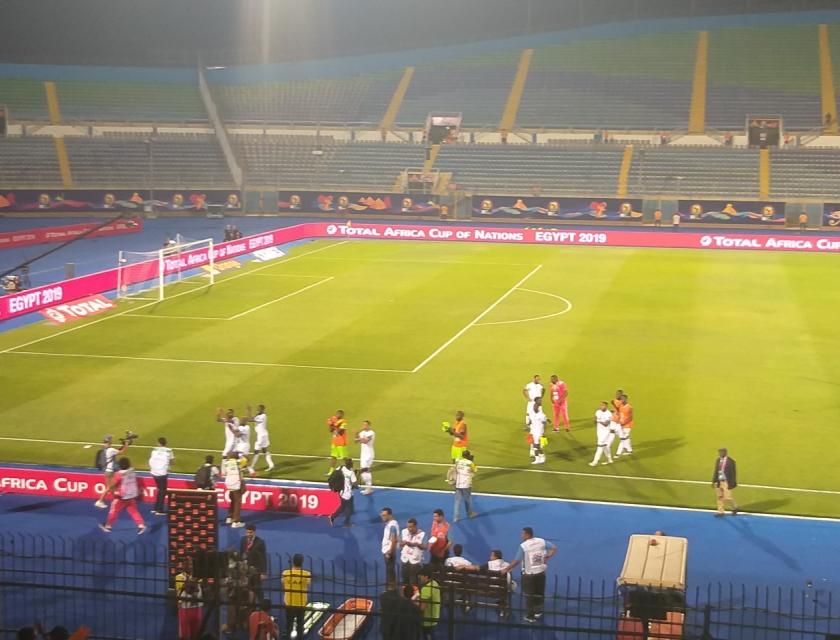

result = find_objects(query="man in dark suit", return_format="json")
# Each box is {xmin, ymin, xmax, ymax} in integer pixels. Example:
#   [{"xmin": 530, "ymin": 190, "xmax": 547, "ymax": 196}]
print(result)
[
  {"xmin": 712, "ymin": 448, "xmax": 738, "ymax": 517},
  {"xmin": 240, "ymin": 523, "xmax": 267, "ymax": 599}
]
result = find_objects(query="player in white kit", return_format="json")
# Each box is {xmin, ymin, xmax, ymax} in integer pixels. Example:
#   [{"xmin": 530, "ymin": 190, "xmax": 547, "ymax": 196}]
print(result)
[
  {"xmin": 589, "ymin": 401, "xmax": 614, "ymax": 466},
  {"xmin": 522, "ymin": 375, "xmax": 545, "ymax": 430},
  {"xmin": 216, "ymin": 408, "xmax": 240, "ymax": 457},
  {"xmin": 247, "ymin": 404, "xmax": 274, "ymax": 475},
  {"xmin": 527, "ymin": 398, "xmax": 548, "ymax": 465},
  {"xmin": 234, "ymin": 418, "xmax": 251, "ymax": 458},
  {"xmin": 355, "ymin": 420, "xmax": 375, "ymax": 495}
]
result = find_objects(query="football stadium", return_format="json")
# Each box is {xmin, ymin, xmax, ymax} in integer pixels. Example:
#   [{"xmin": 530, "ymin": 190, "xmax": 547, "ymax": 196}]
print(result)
[{"xmin": 4, "ymin": 1, "xmax": 840, "ymax": 638}]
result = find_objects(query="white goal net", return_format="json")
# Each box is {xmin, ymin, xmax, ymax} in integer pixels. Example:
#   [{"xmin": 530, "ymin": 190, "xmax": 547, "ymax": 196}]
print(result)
[{"xmin": 116, "ymin": 237, "xmax": 215, "ymax": 301}]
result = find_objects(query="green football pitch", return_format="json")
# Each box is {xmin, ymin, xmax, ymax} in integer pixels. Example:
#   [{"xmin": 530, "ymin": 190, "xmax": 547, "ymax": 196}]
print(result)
[{"xmin": 2, "ymin": 238, "xmax": 839, "ymax": 517}]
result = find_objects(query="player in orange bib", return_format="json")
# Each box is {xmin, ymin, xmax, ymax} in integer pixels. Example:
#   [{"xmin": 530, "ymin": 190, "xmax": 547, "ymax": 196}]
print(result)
[
  {"xmin": 549, "ymin": 374, "xmax": 570, "ymax": 432},
  {"xmin": 606, "ymin": 389, "xmax": 624, "ymax": 453},
  {"xmin": 326, "ymin": 410, "xmax": 348, "ymax": 476},
  {"xmin": 444, "ymin": 411, "xmax": 469, "ymax": 463},
  {"xmin": 615, "ymin": 394, "xmax": 634, "ymax": 457}
]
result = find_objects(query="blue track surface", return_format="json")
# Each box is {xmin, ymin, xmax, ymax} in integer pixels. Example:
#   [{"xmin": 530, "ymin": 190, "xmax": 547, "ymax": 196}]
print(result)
[{"xmin": 2, "ymin": 470, "xmax": 840, "ymax": 639}]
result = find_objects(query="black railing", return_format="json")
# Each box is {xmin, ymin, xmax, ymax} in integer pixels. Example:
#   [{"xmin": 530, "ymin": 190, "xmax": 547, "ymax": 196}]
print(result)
[{"xmin": 2, "ymin": 533, "xmax": 840, "ymax": 639}]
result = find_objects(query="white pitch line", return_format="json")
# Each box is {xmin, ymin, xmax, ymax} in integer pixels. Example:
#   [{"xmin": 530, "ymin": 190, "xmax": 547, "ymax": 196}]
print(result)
[
  {"xmin": 1, "ymin": 435, "xmax": 839, "ymax": 502},
  {"xmin": 0, "ymin": 240, "xmax": 348, "ymax": 354},
  {"xmin": 227, "ymin": 276, "xmax": 334, "ymax": 320},
  {"xmin": 6, "ymin": 350, "xmax": 411, "ymax": 374},
  {"xmin": 475, "ymin": 288, "xmax": 573, "ymax": 326},
  {"xmin": 411, "ymin": 264, "xmax": 543, "ymax": 373},
  {"xmin": 122, "ymin": 314, "xmax": 225, "ymax": 321}
]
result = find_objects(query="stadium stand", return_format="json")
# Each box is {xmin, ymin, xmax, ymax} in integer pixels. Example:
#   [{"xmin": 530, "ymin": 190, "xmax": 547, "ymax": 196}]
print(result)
[
  {"xmin": 627, "ymin": 147, "xmax": 760, "ymax": 198},
  {"xmin": 706, "ymin": 26, "xmax": 822, "ymax": 131},
  {"xmin": 212, "ymin": 73, "xmax": 401, "ymax": 124},
  {"xmin": 770, "ymin": 148, "xmax": 840, "ymax": 199},
  {"xmin": 0, "ymin": 136, "xmax": 62, "ymax": 186},
  {"xmin": 435, "ymin": 143, "xmax": 626, "ymax": 194},
  {"xmin": 0, "ymin": 79, "xmax": 49, "ymax": 121},
  {"xmin": 64, "ymin": 133, "xmax": 233, "ymax": 187},
  {"xmin": 233, "ymin": 133, "xmax": 340, "ymax": 187},
  {"xmin": 517, "ymin": 33, "xmax": 695, "ymax": 130},
  {"xmin": 395, "ymin": 52, "xmax": 520, "ymax": 127}
]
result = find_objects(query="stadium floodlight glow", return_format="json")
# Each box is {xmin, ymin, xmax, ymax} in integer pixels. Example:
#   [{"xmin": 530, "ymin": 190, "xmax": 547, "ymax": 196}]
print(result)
[{"xmin": 116, "ymin": 237, "xmax": 214, "ymax": 302}]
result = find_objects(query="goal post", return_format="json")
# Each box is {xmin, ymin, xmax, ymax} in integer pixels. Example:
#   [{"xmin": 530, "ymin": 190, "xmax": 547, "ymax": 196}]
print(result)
[{"xmin": 117, "ymin": 237, "xmax": 215, "ymax": 301}]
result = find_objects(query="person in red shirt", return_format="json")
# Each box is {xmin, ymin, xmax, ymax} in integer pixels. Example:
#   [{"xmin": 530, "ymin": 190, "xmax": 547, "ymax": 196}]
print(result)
[
  {"xmin": 549, "ymin": 375, "xmax": 570, "ymax": 433},
  {"xmin": 428, "ymin": 508, "xmax": 452, "ymax": 566},
  {"xmin": 248, "ymin": 599, "xmax": 278, "ymax": 640},
  {"xmin": 98, "ymin": 457, "xmax": 145, "ymax": 534}
]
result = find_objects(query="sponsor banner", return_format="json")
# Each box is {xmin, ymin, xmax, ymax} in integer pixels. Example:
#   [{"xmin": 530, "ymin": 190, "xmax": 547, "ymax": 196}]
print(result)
[
  {"xmin": 677, "ymin": 200, "xmax": 785, "ymax": 225},
  {"xmin": 0, "ymin": 225, "xmax": 309, "ymax": 322},
  {"xmin": 278, "ymin": 191, "xmax": 441, "ymax": 216},
  {"xmin": 0, "ymin": 190, "xmax": 242, "ymax": 213},
  {"xmin": 253, "ymin": 247, "xmax": 285, "ymax": 262},
  {"xmin": 313, "ymin": 221, "xmax": 840, "ymax": 253},
  {"xmin": 472, "ymin": 196, "xmax": 644, "ymax": 221},
  {"xmin": 40, "ymin": 294, "xmax": 115, "ymax": 325},
  {"xmin": 0, "ymin": 217, "xmax": 142, "ymax": 250},
  {"xmin": 823, "ymin": 204, "xmax": 840, "ymax": 228},
  {"xmin": 0, "ymin": 466, "xmax": 339, "ymax": 516}
]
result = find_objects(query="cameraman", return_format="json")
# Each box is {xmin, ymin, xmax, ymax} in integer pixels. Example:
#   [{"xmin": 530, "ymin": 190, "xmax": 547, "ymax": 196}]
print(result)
[
  {"xmin": 95, "ymin": 435, "xmax": 129, "ymax": 509},
  {"xmin": 149, "ymin": 436, "xmax": 174, "ymax": 515}
]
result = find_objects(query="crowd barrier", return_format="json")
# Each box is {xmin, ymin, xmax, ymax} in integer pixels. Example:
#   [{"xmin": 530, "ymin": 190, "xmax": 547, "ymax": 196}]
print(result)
[
  {"xmin": 0, "ymin": 217, "xmax": 142, "ymax": 249},
  {"xmin": 4, "ymin": 221, "xmax": 840, "ymax": 322}
]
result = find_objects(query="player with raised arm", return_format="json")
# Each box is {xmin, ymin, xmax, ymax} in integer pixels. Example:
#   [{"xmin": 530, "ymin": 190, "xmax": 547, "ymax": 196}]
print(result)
[
  {"xmin": 326, "ymin": 410, "xmax": 348, "ymax": 477},
  {"xmin": 549, "ymin": 375, "xmax": 570, "ymax": 433},
  {"xmin": 246, "ymin": 404, "xmax": 274, "ymax": 475},
  {"xmin": 589, "ymin": 401, "xmax": 614, "ymax": 466},
  {"xmin": 522, "ymin": 375, "xmax": 545, "ymax": 431},
  {"xmin": 216, "ymin": 408, "xmax": 240, "ymax": 458},
  {"xmin": 355, "ymin": 420, "xmax": 375, "ymax": 495},
  {"xmin": 527, "ymin": 398, "xmax": 548, "ymax": 465},
  {"xmin": 443, "ymin": 410, "xmax": 469, "ymax": 464}
]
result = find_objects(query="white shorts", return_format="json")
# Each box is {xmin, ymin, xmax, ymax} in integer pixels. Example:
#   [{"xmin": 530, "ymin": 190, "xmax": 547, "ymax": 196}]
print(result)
[
  {"xmin": 223, "ymin": 439, "xmax": 236, "ymax": 456},
  {"xmin": 596, "ymin": 424, "xmax": 611, "ymax": 446},
  {"xmin": 235, "ymin": 442, "xmax": 250, "ymax": 456},
  {"xmin": 609, "ymin": 421, "xmax": 621, "ymax": 434},
  {"xmin": 529, "ymin": 426, "xmax": 544, "ymax": 442},
  {"xmin": 360, "ymin": 453, "xmax": 374, "ymax": 470},
  {"xmin": 619, "ymin": 426, "xmax": 632, "ymax": 439},
  {"xmin": 255, "ymin": 434, "xmax": 270, "ymax": 450}
]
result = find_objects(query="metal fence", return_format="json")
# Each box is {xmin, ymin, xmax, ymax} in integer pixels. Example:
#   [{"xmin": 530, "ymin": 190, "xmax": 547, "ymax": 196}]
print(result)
[{"xmin": 2, "ymin": 533, "xmax": 840, "ymax": 640}]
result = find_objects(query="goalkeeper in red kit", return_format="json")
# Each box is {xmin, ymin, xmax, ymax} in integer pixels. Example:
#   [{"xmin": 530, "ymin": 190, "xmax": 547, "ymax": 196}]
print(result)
[{"xmin": 550, "ymin": 374, "xmax": 570, "ymax": 432}]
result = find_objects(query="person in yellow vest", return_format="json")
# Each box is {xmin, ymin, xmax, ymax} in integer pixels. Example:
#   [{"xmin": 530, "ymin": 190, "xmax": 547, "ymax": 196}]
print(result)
[
  {"xmin": 282, "ymin": 553, "xmax": 312, "ymax": 639},
  {"xmin": 443, "ymin": 410, "xmax": 469, "ymax": 463},
  {"xmin": 326, "ymin": 410, "xmax": 348, "ymax": 476},
  {"xmin": 653, "ymin": 209, "xmax": 663, "ymax": 228},
  {"xmin": 798, "ymin": 212, "xmax": 808, "ymax": 232}
]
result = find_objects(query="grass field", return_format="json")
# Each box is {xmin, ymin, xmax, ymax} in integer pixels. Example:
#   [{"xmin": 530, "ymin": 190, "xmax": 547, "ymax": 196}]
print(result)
[{"xmin": 2, "ymin": 237, "xmax": 840, "ymax": 517}]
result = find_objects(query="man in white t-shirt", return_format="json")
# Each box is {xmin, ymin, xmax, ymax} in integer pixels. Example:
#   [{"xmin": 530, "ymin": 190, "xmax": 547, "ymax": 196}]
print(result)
[
  {"xmin": 246, "ymin": 404, "xmax": 274, "ymax": 475},
  {"xmin": 589, "ymin": 402, "xmax": 614, "ymax": 467},
  {"xmin": 95, "ymin": 434, "xmax": 129, "ymax": 509},
  {"xmin": 444, "ymin": 544, "xmax": 472, "ymax": 570},
  {"xmin": 148, "ymin": 436, "xmax": 174, "ymax": 515},
  {"xmin": 453, "ymin": 450, "xmax": 478, "ymax": 522},
  {"xmin": 502, "ymin": 527, "xmax": 556, "ymax": 622},
  {"xmin": 522, "ymin": 374, "xmax": 545, "ymax": 429},
  {"xmin": 380, "ymin": 507, "xmax": 400, "ymax": 584},
  {"xmin": 527, "ymin": 398, "xmax": 548, "ymax": 465},
  {"xmin": 355, "ymin": 421, "xmax": 376, "ymax": 495},
  {"xmin": 328, "ymin": 459, "xmax": 357, "ymax": 528},
  {"xmin": 216, "ymin": 408, "xmax": 240, "ymax": 457},
  {"xmin": 399, "ymin": 518, "xmax": 426, "ymax": 586}
]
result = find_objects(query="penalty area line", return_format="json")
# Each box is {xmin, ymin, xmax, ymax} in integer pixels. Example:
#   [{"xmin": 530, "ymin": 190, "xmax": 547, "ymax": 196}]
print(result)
[
  {"xmin": 411, "ymin": 264, "xmax": 543, "ymax": 373},
  {"xmin": 1, "ymin": 436, "xmax": 839, "ymax": 503}
]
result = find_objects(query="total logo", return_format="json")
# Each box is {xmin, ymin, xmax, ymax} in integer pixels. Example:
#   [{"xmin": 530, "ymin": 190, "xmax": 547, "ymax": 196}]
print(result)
[
  {"xmin": 39, "ymin": 294, "xmax": 115, "ymax": 326},
  {"xmin": 326, "ymin": 224, "xmax": 338, "ymax": 235}
]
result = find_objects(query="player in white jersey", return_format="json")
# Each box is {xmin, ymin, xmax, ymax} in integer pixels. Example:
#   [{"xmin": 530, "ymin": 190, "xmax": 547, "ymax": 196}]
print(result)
[
  {"xmin": 522, "ymin": 374, "xmax": 545, "ymax": 430},
  {"xmin": 216, "ymin": 408, "xmax": 240, "ymax": 457},
  {"xmin": 589, "ymin": 401, "xmax": 614, "ymax": 466},
  {"xmin": 527, "ymin": 398, "xmax": 548, "ymax": 465},
  {"xmin": 246, "ymin": 404, "xmax": 274, "ymax": 475},
  {"xmin": 355, "ymin": 420, "xmax": 375, "ymax": 495}
]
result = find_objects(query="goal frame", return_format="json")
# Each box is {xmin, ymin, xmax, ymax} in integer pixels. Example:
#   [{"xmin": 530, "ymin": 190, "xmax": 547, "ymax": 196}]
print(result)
[{"xmin": 117, "ymin": 237, "xmax": 215, "ymax": 301}]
